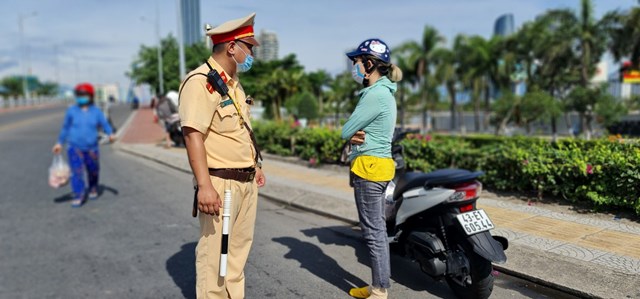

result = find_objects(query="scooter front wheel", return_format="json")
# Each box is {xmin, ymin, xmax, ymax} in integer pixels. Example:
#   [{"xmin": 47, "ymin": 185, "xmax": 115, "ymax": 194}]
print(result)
[{"xmin": 445, "ymin": 250, "xmax": 494, "ymax": 299}]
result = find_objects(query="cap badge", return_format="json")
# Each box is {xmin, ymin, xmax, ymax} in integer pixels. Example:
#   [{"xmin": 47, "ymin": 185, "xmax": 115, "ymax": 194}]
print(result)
[{"xmin": 370, "ymin": 41, "xmax": 387, "ymax": 54}]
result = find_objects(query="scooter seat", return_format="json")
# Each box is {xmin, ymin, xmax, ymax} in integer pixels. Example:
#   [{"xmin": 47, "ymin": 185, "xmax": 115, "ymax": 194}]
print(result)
[{"xmin": 394, "ymin": 169, "xmax": 484, "ymax": 198}]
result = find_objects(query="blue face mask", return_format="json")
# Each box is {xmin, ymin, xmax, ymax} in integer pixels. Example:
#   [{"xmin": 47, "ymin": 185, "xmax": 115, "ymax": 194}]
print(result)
[
  {"xmin": 233, "ymin": 45, "xmax": 254, "ymax": 73},
  {"xmin": 351, "ymin": 62, "xmax": 366, "ymax": 84},
  {"xmin": 76, "ymin": 96, "xmax": 90, "ymax": 105}
]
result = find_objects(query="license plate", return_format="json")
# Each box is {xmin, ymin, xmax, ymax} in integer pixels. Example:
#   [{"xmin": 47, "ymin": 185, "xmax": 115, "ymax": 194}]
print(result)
[{"xmin": 456, "ymin": 209, "xmax": 495, "ymax": 235}]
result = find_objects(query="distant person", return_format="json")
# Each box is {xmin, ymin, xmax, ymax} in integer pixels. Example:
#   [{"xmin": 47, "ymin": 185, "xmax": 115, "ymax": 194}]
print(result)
[
  {"xmin": 52, "ymin": 83, "xmax": 116, "ymax": 207},
  {"xmin": 178, "ymin": 13, "xmax": 265, "ymax": 298},
  {"xmin": 290, "ymin": 114, "xmax": 301, "ymax": 128},
  {"xmin": 341, "ymin": 38, "xmax": 402, "ymax": 299},
  {"xmin": 131, "ymin": 96, "xmax": 140, "ymax": 109},
  {"xmin": 155, "ymin": 91, "xmax": 180, "ymax": 148}
]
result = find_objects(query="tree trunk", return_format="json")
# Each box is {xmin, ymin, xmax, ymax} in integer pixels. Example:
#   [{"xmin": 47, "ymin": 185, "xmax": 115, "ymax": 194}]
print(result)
[
  {"xmin": 473, "ymin": 80, "xmax": 482, "ymax": 132},
  {"xmin": 399, "ymin": 85, "xmax": 405, "ymax": 130},
  {"xmin": 422, "ymin": 108, "xmax": 428, "ymax": 134},
  {"xmin": 497, "ymin": 105, "xmax": 516, "ymax": 136},
  {"xmin": 474, "ymin": 96, "xmax": 481, "ymax": 132},
  {"xmin": 585, "ymin": 112, "xmax": 593, "ymax": 140},
  {"xmin": 484, "ymin": 83, "xmax": 491, "ymax": 130},
  {"xmin": 551, "ymin": 117, "xmax": 558, "ymax": 142},
  {"xmin": 565, "ymin": 113, "xmax": 574, "ymax": 137},
  {"xmin": 318, "ymin": 95, "xmax": 324, "ymax": 126},
  {"xmin": 580, "ymin": 112, "xmax": 591, "ymax": 140},
  {"xmin": 272, "ymin": 102, "xmax": 278, "ymax": 122},
  {"xmin": 448, "ymin": 84, "xmax": 456, "ymax": 131},
  {"xmin": 458, "ymin": 106, "xmax": 466, "ymax": 135},
  {"xmin": 334, "ymin": 103, "xmax": 340, "ymax": 127}
]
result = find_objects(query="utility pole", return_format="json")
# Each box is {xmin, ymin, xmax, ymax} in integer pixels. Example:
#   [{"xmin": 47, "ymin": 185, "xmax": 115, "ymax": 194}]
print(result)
[
  {"xmin": 53, "ymin": 44, "xmax": 60, "ymax": 88},
  {"xmin": 155, "ymin": 0, "xmax": 164, "ymax": 95},
  {"xmin": 176, "ymin": 0, "xmax": 186, "ymax": 80},
  {"xmin": 18, "ymin": 12, "xmax": 37, "ymax": 100},
  {"xmin": 74, "ymin": 55, "xmax": 79, "ymax": 84},
  {"xmin": 141, "ymin": 0, "xmax": 164, "ymax": 96}
]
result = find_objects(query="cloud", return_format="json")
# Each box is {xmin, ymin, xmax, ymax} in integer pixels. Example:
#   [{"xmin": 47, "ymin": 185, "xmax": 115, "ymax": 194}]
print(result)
[
  {"xmin": 0, "ymin": 57, "xmax": 18, "ymax": 72},
  {"xmin": 62, "ymin": 39, "xmax": 111, "ymax": 49}
]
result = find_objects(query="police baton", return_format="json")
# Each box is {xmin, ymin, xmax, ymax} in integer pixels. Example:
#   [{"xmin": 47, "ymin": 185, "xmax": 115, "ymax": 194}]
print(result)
[{"xmin": 219, "ymin": 189, "xmax": 232, "ymax": 277}]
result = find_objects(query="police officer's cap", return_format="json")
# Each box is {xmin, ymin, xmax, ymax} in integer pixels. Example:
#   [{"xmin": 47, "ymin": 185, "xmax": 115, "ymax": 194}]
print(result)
[{"xmin": 206, "ymin": 13, "xmax": 260, "ymax": 46}]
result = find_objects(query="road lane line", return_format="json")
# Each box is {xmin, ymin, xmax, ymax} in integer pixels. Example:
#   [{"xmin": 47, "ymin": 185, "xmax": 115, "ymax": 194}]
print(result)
[{"xmin": 0, "ymin": 113, "xmax": 64, "ymax": 133}]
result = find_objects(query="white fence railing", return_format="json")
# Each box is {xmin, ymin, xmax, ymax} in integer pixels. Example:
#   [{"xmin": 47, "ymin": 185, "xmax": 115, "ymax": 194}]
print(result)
[{"xmin": 1, "ymin": 97, "xmax": 72, "ymax": 110}]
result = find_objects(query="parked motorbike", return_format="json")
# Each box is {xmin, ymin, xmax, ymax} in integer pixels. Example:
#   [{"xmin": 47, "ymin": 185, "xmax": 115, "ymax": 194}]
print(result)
[
  {"xmin": 343, "ymin": 129, "xmax": 508, "ymax": 299},
  {"xmin": 165, "ymin": 114, "xmax": 184, "ymax": 147}
]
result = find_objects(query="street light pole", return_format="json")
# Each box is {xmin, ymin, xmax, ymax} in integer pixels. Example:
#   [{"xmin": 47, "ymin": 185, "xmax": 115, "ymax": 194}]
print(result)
[
  {"xmin": 53, "ymin": 44, "xmax": 60, "ymax": 88},
  {"xmin": 18, "ymin": 12, "xmax": 37, "ymax": 101},
  {"xmin": 155, "ymin": 0, "xmax": 164, "ymax": 95},
  {"xmin": 176, "ymin": 0, "xmax": 186, "ymax": 80},
  {"xmin": 142, "ymin": 3, "xmax": 165, "ymax": 96},
  {"xmin": 74, "ymin": 55, "xmax": 79, "ymax": 84}
]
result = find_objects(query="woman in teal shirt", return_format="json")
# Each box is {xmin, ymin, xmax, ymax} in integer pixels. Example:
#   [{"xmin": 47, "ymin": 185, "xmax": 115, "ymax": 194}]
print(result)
[{"xmin": 342, "ymin": 38, "xmax": 402, "ymax": 299}]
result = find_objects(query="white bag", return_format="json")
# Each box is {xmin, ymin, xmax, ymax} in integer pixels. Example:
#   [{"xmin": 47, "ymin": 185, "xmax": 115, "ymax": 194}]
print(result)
[{"xmin": 48, "ymin": 154, "xmax": 71, "ymax": 189}]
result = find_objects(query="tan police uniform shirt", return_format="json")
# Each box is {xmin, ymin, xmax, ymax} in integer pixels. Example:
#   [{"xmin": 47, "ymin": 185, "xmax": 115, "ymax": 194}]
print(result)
[{"xmin": 178, "ymin": 56, "xmax": 256, "ymax": 169}]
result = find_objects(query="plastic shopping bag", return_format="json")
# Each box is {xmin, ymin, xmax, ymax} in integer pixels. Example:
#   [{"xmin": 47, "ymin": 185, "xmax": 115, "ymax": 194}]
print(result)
[{"xmin": 48, "ymin": 154, "xmax": 71, "ymax": 189}]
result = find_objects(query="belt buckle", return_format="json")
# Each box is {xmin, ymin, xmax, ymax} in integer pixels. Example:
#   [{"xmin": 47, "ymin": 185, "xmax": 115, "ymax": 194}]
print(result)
[{"xmin": 248, "ymin": 172, "xmax": 255, "ymax": 182}]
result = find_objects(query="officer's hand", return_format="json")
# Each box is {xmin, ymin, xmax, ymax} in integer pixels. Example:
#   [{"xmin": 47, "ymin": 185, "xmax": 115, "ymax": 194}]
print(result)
[
  {"xmin": 198, "ymin": 185, "xmax": 222, "ymax": 216},
  {"xmin": 255, "ymin": 168, "xmax": 266, "ymax": 187},
  {"xmin": 108, "ymin": 134, "xmax": 117, "ymax": 143},
  {"xmin": 350, "ymin": 130, "xmax": 366, "ymax": 145},
  {"xmin": 52, "ymin": 143, "xmax": 62, "ymax": 154}
]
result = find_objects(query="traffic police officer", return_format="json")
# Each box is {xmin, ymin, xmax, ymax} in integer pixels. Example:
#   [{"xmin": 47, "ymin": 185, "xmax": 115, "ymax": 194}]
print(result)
[{"xmin": 178, "ymin": 12, "xmax": 266, "ymax": 299}]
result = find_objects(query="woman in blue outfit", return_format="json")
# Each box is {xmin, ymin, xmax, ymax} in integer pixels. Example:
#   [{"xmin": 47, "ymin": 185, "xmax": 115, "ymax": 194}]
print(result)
[
  {"xmin": 342, "ymin": 38, "xmax": 402, "ymax": 299},
  {"xmin": 52, "ymin": 83, "xmax": 115, "ymax": 207}
]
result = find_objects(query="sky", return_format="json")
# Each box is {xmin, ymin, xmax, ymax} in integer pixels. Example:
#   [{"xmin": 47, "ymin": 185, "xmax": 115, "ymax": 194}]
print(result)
[{"xmin": 0, "ymin": 0, "xmax": 637, "ymax": 93}]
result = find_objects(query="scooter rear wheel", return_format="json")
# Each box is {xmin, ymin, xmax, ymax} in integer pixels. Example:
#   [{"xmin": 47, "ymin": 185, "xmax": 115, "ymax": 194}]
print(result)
[{"xmin": 445, "ymin": 250, "xmax": 494, "ymax": 299}]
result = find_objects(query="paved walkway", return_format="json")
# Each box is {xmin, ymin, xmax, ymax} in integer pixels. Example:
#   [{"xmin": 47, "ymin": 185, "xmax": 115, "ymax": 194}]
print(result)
[
  {"xmin": 118, "ymin": 107, "xmax": 166, "ymax": 144},
  {"xmin": 114, "ymin": 111, "xmax": 640, "ymax": 299}
]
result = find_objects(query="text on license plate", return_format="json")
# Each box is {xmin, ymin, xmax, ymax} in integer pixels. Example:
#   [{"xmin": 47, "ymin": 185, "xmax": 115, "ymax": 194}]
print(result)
[{"xmin": 456, "ymin": 209, "xmax": 495, "ymax": 235}]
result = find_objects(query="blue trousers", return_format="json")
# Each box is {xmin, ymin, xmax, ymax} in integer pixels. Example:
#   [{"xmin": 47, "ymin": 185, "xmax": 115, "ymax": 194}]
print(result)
[
  {"xmin": 352, "ymin": 174, "xmax": 391, "ymax": 289},
  {"xmin": 67, "ymin": 146, "xmax": 100, "ymax": 199}
]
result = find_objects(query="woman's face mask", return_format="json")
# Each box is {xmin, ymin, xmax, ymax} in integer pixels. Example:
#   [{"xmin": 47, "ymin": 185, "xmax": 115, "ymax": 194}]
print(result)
[
  {"xmin": 76, "ymin": 96, "xmax": 90, "ymax": 105},
  {"xmin": 233, "ymin": 44, "xmax": 254, "ymax": 73},
  {"xmin": 351, "ymin": 61, "xmax": 366, "ymax": 84}
]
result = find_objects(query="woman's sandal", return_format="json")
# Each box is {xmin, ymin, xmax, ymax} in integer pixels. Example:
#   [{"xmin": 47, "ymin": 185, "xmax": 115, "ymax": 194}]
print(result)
[{"xmin": 71, "ymin": 198, "xmax": 86, "ymax": 208}]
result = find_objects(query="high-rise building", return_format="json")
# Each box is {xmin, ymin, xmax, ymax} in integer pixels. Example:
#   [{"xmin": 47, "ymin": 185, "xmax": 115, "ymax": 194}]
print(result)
[
  {"xmin": 255, "ymin": 30, "xmax": 279, "ymax": 61},
  {"xmin": 494, "ymin": 14, "xmax": 515, "ymax": 37},
  {"xmin": 181, "ymin": 0, "xmax": 201, "ymax": 46}
]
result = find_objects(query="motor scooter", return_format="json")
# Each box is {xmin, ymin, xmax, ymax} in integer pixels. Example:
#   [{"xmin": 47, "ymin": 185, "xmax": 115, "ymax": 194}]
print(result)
[{"xmin": 342, "ymin": 129, "xmax": 508, "ymax": 299}]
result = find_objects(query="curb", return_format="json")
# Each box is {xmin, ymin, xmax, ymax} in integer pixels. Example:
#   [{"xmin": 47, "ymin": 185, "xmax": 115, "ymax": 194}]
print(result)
[
  {"xmin": 114, "ymin": 144, "xmax": 638, "ymax": 299},
  {"xmin": 492, "ymin": 265, "xmax": 599, "ymax": 299}
]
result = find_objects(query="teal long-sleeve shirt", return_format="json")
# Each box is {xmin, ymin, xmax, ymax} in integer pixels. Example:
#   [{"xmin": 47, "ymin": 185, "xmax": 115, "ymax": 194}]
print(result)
[{"xmin": 341, "ymin": 77, "xmax": 397, "ymax": 161}]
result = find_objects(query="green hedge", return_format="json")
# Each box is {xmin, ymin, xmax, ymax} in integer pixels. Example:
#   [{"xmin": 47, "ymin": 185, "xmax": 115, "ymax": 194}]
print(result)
[{"xmin": 254, "ymin": 121, "xmax": 640, "ymax": 215}]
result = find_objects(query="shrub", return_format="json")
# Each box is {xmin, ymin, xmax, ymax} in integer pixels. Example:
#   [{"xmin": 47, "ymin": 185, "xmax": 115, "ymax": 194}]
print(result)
[{"xmin": 254, "ymin": 121, "xmax": 640, "ymax": 215}]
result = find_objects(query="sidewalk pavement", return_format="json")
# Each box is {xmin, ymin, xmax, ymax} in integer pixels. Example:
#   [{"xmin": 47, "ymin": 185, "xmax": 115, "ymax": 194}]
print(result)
[{"xmin": 115, "ymin": 110, "xmax": 640, "ymax": 299}]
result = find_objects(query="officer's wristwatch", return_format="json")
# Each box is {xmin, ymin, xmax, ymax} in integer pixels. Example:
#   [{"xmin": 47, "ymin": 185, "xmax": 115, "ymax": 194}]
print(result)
[{"xmin": 256, "ymin": 161, "xmax": 263, "ymax": 169}]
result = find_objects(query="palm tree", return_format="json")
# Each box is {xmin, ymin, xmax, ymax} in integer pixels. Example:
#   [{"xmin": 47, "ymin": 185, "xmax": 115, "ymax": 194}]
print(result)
[
  {"xmin": 305, "ymin": 70, "xmax": 332, "ymax": 123},
  {"xmin": 604, "ymin": 6, "xmax": 640, "ymax": 69},
  {"xmin": 398, "ymin": 25, "xmax": 445, "ymax": 132},
  {"xmin": 327, "ymin": 72, "xmax": 359, "ymax": 126},
  {"xmin": 433, "ymin": 35, "xmax": 465, "ymax": 131},
  {"xmin": 524, "ymin": 14, "xmax": 581, "ymax": 140},
  {"xmin": 544, "ymin": 0, "xmax": 610, "ymax": 139},
  {"xmin": 458, "ymin": 35, "xmax": 493, "ymax": 132},
  {"xmin": 392, "ymin": 52, "xmax": 418, "ymax": 129}
]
